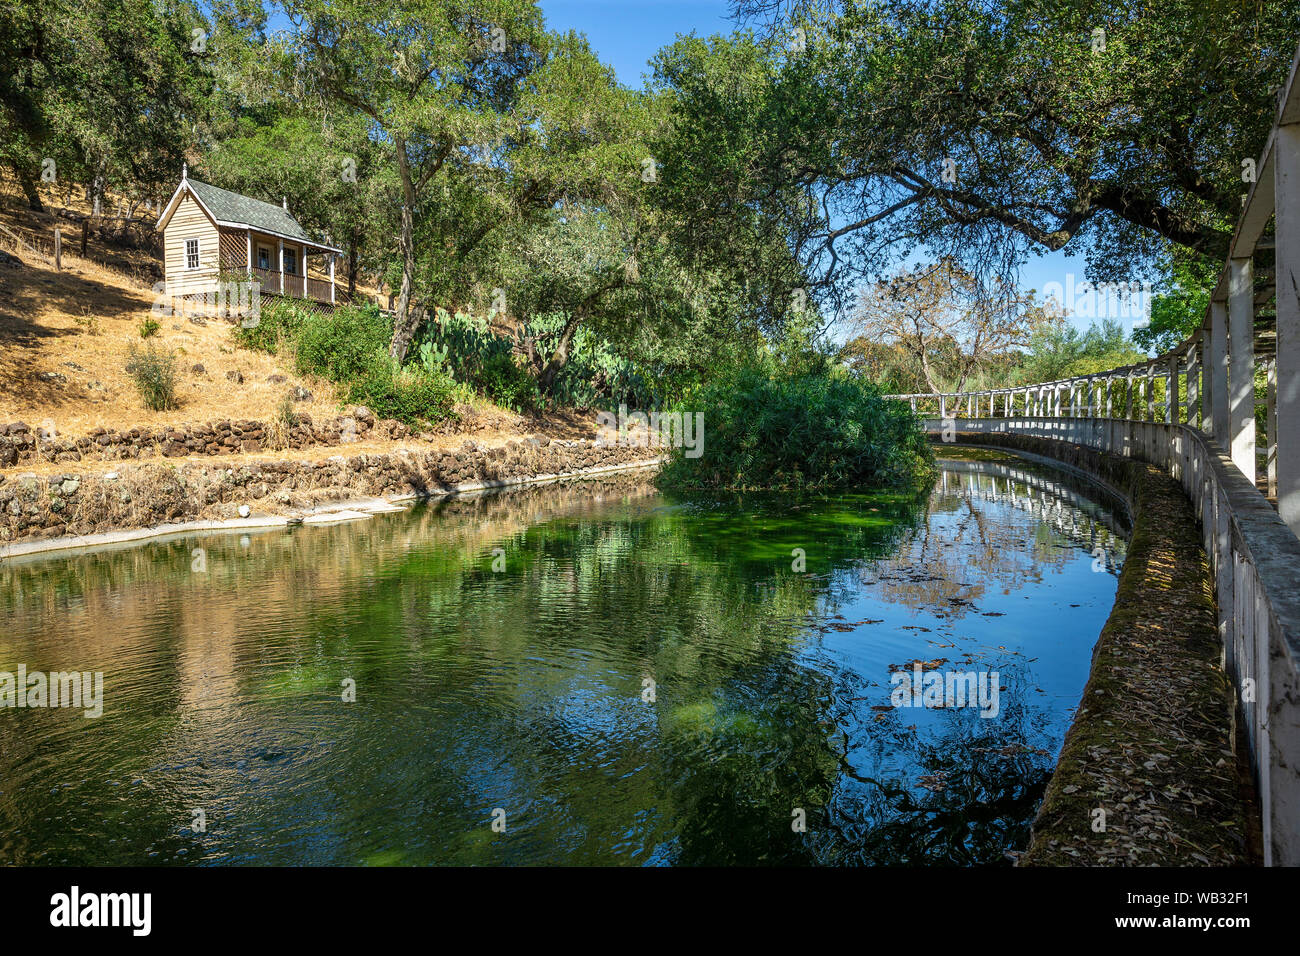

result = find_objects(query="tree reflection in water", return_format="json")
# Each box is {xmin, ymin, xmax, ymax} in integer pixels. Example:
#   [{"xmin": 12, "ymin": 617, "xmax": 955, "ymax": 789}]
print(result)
[{"xmin": 0, "ymin": 452, "xmax": 1126, "ymax": 865}]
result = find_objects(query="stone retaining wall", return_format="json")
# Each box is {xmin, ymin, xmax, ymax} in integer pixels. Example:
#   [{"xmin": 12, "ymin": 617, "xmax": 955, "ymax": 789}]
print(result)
[
  {"xmin": 0, "ymin": 406, "xmax": 410, "ymax": 466},
  {"xmin": 0, "ymin": 436, "xmax": 657, "ymax": 544}
]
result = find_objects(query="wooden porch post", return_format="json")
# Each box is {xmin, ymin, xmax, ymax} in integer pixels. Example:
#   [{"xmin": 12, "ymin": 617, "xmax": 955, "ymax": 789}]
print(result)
[
  {"xmin": 329, "ymin": 254, "xmax": 336, "ymax": 304},
  {"xmin": 278, "ymin": 239, "xmax": 284, "ymax": 293}
]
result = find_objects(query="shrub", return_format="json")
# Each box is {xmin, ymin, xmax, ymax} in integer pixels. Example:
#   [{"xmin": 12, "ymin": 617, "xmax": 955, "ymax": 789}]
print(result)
[
  {"xmin": 125, "ymin": 344, "xmax": 178, "ymax": 411},
  {"xmin": 231, "ymin": 297, "xmax": 315, "ymax": 355},
  {"xmin": 346, "ymin": 351, "xmax": 457, "ymax": 427},
  {"xmin": 138, "ymin": 318, "xmax": 160, "ymax": 339},
  {"xmin": 477, "ymin": 352, "xmax": 539, "ymax": 413},
  {"xmin": 74, "ymin": 309, "xmax": 101, "ymax": 335},
  {"xmin": 294, "ymin": 304, "xmax": 392, "ymax": 382},
  {"xmin": 657, "ymin": 364, "xmax": 934, "ymax": 491},
  {"xmin": 265, "ymin": 392, "xmax": 298, "ymax": 450}
]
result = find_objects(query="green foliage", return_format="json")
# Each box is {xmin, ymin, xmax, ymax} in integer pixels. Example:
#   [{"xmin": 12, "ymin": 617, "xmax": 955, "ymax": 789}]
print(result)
[
  {"xmin": 1136, "ymin": 251, "xmax": 1217, "ymax": 354},
  {"xmin": 345, "ymin": 353, "xmax": 457, "ymax": 428},
  {"xmin": 476, "ymin": 352, "xmax": 539, "ymax": 413},
  {"xmin": 658, "ymin": 364, "xmax": 934, "ymax": 491},
  {"xmin": 0, "ymin": 0, "xmax": 214, "ymax": 209},
  {"xmin": 417, "ymin": 310, "xmax": 514, "ymax": 382},
  {"xmin": 520, "ymin": 313, "xmax": 662, "ymax": 409},
  {"xmin": 230, "ymin": 298, "xmax": 315, "ymax": 355},
  {"xmin": 293, "ymin": 304, "xmax": 392, "ymax": 382},
  {"xmin": 1016, "ymin": 319, "xmax": 1148, "ymax": 384},
  {"xmin": 125, "ymin": 343, "xmax": 178, "ymax": 411},
  {"xmin": 662, "ymin": 0, "xmax": 1300, "ymax": 302},
  {"xmin": 138, "ymin": 318, "xmax": 160, "ymax": 339}
]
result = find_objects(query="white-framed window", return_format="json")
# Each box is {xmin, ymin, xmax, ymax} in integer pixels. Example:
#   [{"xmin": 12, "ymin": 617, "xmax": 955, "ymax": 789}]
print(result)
[
  {"xmin": 283, "ymin": 249, "xmax": 298, "ymax": 275},
  {"xmin": 185, "ymin": 238, "xmax": 200, "ymax": 270},
  {"xmin": 257, "ymin": 246, "xmax": 270, "ymax": 270}
]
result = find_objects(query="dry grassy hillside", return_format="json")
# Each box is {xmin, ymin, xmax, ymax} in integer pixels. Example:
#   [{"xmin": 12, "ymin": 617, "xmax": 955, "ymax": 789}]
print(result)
[
  {"xmin": 0, "ymin": 181, "xmax": 598, "ymax": 470},
  {"xmin": 0, "ymin": 183, "xmax": 345, "ymax": 435}
]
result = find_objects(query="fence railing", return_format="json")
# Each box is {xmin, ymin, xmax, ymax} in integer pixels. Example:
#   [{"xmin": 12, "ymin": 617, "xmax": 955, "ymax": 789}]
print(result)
[{"xmin": 889, "ymin": 40, "xmax": 1300, "ymax": 866}]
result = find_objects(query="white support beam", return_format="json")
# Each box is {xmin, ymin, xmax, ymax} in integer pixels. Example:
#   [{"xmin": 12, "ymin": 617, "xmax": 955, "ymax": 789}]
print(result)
[
  {"xmin": 1167, "ymin": 356, "xmax": 1178, "ymax": 424},
  {"xmin": 1202, "ymin": 333, "xmax": 1215, "ymax": 432},
  {"xmin": 1228, "ymin": 257, "xmax": 1257, "ymax": 482},
  {"xmin": 278, "ymin": 239, "xmax": 284, "ymax": 294},
  {"xmin": 1277, "ymin": 124, "xmax": 1300, "ymax": 534},
  {"xmin": 330, "ymin": 255, "xmax": 336, "ymax": 305},
  {"xmin": 1269, "ymin": 357, "xmax": 1279, "ymax": 499},
  {"xmin": 1210, "ymin": 300, "xmax": 1231, "ymax": 441}
]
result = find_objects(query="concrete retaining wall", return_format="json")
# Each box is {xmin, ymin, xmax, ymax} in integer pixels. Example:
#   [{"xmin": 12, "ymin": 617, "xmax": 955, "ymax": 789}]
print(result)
[{"xmin": 939, "ymin": 419, "xmax": 1300, "ymax": 865}]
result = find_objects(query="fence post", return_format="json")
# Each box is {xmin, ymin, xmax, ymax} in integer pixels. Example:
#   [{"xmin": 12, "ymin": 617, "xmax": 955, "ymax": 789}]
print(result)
[
  {"xmin": 53, "ymin": 227, "xmax": 61, "ymax": 271},
  {"xmin": 1229, "ymin": 257, "xmax": 1257, "ymax": 481}
]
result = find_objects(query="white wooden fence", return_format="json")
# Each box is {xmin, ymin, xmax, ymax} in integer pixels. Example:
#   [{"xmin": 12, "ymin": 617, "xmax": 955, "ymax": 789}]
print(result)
[{"xmin": 891, "ymin": 42, "xmax": 1300, "ymax": 865}]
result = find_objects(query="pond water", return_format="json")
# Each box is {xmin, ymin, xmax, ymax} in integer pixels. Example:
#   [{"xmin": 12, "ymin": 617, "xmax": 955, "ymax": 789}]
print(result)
[{"xmin": 0, "ymin": 448, "xmax": 1128, "ymax": 866}]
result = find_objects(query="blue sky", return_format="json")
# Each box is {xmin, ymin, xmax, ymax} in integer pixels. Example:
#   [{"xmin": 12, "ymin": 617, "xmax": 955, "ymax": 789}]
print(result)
[{"xmin": 538, "ymin": 0, "xmax": 1129, "ymax": 333}]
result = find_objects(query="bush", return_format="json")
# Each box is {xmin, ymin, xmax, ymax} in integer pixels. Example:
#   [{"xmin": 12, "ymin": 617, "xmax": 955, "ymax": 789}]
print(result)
[
  {"xmin": 294, "ymin": 304, "xmax": 392, "ymax": 382},
  {"xmin": 477, "ymin": 352, "xmax": 539, "ymax": 412},
  {"xmin": 657, "ymin": 364, "xmax": 934, "ymax": 491},
  {"xmin": 138, "ymin": 318, "xmax": 160, "ymax": 339},
  {"xmin": 346, "ymin": 351, "xmax": 457, "ymax": 427},
  {"xmin": 125, "ymin": 344, "xmax": 178, "ymax": 411},
  {"xmin": 230, "ymin": 297, "xmax": 315, "ymax": 355}
]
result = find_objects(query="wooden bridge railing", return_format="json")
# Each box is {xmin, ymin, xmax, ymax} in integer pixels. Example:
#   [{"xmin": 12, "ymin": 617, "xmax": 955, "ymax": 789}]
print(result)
[{"xmin": 890, "ymin": 41, "xmax": 1300, "ymax": 866}]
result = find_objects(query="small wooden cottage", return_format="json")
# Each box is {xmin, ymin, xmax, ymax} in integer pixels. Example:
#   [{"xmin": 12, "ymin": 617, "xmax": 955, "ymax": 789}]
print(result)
[{"xmin": 155, "ymin": 166, "xmax": 343, "ymax": 304}]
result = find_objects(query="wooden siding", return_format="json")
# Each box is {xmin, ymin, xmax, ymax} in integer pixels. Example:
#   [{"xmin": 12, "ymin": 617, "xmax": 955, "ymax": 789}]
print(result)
[{"xmin": 162, "ymin": 194, "xmax": 220, "ymax": 294}]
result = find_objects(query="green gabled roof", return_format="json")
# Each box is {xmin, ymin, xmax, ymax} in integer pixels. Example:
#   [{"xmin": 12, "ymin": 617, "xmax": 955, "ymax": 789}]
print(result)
[{"xmin": 185, "ymin": 178, "xmax": 322, "ymax": 247}]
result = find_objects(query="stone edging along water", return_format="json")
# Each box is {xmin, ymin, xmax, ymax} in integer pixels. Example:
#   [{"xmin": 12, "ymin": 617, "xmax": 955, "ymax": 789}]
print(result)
[
  {"xmin": 946, "ymin": 433, "xmax": 1255, "ymax": 866},
  {"xmin": 0, "ymin": 436, "xmax": 666, "ymax": 559}
]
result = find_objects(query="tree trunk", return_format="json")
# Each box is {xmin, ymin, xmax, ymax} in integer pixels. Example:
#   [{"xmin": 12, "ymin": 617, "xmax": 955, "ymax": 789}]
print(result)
[
  {"xmin": 915, "ymin": 342, "xmax": 943, "ymax": 394},
  {"xmin": 538, "ymin": 311, "xmax": 584, "ymax": 394},
  {"xmin": 10, "ymin": 163, "xmax": 43, "ymax": 211},
  {"xmin": 347, "ymin": 236, "xmax": 358, "ymax": 298},
  {"xmin": 388, "ymin": 137, "xmax": 420, "ymax": 363}
]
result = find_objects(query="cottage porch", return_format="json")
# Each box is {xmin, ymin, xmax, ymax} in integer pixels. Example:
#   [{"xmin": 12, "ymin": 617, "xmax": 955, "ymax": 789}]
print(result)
[{"xmin": 218, "ymin": 227, "xmax": 342, "ymax": 305}]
